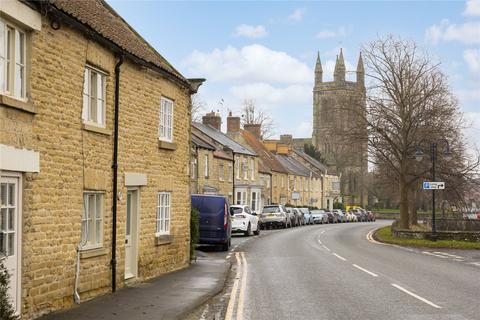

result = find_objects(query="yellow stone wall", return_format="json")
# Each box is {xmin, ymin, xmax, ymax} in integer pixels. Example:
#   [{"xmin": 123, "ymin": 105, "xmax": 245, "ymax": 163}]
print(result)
[
  {"xmin": 192, "ymin": 148, "xmax": 234, "ymax": 202},
  {"xmin": 1, "ymin": 16, "xmax": 192, "ymax": 319}
]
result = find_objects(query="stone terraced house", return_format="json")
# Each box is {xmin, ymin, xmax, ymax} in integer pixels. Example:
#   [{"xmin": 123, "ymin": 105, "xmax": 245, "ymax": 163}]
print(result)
[
  {"xmin": 192, "ymin": 114, "xmax": 261, "ymax": 212},
  {"xmin": 0, "ymin": 0, "xmax": 202, "ymax": 318}
]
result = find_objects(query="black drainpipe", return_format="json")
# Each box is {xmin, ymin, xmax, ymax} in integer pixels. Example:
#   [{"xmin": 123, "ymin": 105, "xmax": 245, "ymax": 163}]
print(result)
[
  {"xmin": 111, "ymin": 55, "xmax": 124, "ymax": 293},
  {"xmin": 232, "ymin": 152, "xmax": 235, "ymax": 204}
]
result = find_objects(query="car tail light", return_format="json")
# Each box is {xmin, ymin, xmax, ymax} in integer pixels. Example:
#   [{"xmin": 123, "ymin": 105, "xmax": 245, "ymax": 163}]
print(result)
[{"xmin": 224, "ymin": 204, "xmax": 228, "ymax": 230}]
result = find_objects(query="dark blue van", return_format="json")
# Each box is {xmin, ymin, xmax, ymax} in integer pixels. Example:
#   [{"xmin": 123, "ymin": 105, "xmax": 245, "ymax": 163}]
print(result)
[{"xmin": 191, "ymin": 195, "xmax": 231, "ymax": 251}]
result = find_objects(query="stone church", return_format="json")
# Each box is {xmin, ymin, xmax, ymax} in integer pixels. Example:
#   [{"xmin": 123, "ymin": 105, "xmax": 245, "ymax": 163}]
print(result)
[{"xmin": 312, "ymin": 49, "xmax": 368, "ymax": 207}]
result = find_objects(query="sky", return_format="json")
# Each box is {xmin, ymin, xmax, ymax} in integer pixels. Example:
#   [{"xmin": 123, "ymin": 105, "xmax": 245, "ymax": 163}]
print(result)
[{"xmin": 107, "ymin": 0, "xmax": 480, "ymax": 149}]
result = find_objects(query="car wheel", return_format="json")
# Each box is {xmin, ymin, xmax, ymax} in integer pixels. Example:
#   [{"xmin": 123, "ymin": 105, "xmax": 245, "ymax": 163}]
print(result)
[
  {"xmin": 254, "ymin": 224, "xmax": 260, "ymax": 235},
  {"xmin": 245, "ymin": 223, "xmax": 251, "ymax": 236}
]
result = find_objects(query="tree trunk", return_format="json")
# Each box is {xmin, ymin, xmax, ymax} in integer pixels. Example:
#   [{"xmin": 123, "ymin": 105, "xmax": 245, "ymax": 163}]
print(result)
[
  {"xmin": 399, "ymin": 173, "xmax": 409, "ymax": 229},
  {"xmin": 409, "ymin": 185, "xmax": 418, "ymax": 226}
]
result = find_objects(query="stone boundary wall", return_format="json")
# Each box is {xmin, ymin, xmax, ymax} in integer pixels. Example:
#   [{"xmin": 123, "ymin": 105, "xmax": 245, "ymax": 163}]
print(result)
[{"xmin": 392, "ymin": 227, "xmax": 480, "ymax": 242}]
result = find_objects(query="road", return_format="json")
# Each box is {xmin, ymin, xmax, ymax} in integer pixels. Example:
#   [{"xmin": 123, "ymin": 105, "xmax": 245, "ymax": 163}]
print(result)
[{"xmin": 192, "ymin": 221, "xmax": 480, "ymax": 320}]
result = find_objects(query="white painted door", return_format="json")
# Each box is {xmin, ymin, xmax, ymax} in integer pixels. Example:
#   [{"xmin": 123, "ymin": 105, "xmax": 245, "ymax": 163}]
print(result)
[
  {"xmin": 124, "ymin": 190, "xmax": 138, "ymax": 279},
  {"xmin": 0, "ymin": 176, "xmax": 21, "ymax": 313}
]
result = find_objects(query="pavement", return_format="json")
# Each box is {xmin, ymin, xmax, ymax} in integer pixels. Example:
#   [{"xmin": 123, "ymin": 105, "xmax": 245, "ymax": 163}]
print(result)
[{"xmin": 39, "ymin": 252, "xmax": 231, "ymax": 320}]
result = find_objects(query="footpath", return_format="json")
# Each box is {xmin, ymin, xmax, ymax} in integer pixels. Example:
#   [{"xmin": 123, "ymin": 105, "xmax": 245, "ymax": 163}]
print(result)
[{"xmin": 40, "ymin": 253, "xmax": 229, "ymax": 320}]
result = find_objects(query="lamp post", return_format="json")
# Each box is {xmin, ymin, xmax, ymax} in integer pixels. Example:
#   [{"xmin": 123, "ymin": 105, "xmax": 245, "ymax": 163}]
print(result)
[{"xmin": 415, "ymin": 140, "xmax": 452, "ymax": 240}]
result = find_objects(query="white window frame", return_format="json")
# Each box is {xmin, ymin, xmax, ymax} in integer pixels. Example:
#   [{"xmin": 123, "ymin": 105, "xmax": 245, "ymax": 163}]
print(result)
[
  {"xmin": 228, "ymin": 164, "xmax": 233, "ymax": 182},
  {"xmin": 159, "ymin": 97, "xmax": 174, "ymax": 142},
  {"xmin": 236, "ymin": 158, "xmax": 240, "ymax": 179},
  {"xmin": 156, "ymin": 192, "xmax": 171, "ymax": 236},
  {"xmin": 190, "ymin": 157, "xmax": 197, "ymax": 179},
  {"xmin": 82, "ymin": 66, "xmax": 107, "ymax": 127},
  {"xmin": 204, "ymin": 154, "xmax": 209, "ymax": 178},
  {"xmin": 81, "ymin": 192, "xmax": 104, "ymax": 250},
  {"xmin": 219, "ymin": 163, "xmax": 224, "ymax": 181},
  {"xmin": 250, "ymin": 159, "xmax": 255, "ymax": 180},
  {"xmin": 243, "ymin": 159, "xmax": 248, "ymax": 180},
  {"xmin": 251, "ymin": 191, "xmax": 258, "ymax": 211},
  {"xmin": 0, "ymin": 19, "xmax": 26, "ymax": 100}
]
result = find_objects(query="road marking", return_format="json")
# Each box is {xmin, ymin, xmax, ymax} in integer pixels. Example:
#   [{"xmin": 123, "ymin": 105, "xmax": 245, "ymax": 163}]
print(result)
[
  {"xmin": 322, "ymin": 245, "xmax": 331, "ymax": 252},
  {"xmin": 353, "ymin": 264, "xmax": 378, "ymax": 277},
  {"xmin": 468, "ymin": 262, "xmax": 480, "ymax": 267},
  {"xmin": 236, "ymin": 252, "xmax": 248, "ymax": 320},
  {"xmin": 226, "ymin": 253, "xmax": 232, "ymax": 259},
  {"xmin": 391, "ymin": 283, "xmax": 441, "ymax": 309},
  {"xmin": 317, "ymin": 239, "xmax": 323, "ymax": 245},
  {"xmin": 333, "ymin": 253, "xmax": 347, "ymax": 261},
  {"xmin": 224, "ymin": 252, "xmax": 242, "ymax": 320},
  {"xmin": 433, "ymin": 252, "xmax": 464, "ymax": 259},
  {"xmin": 422, "ymin": 251, "xmax": 449, "ymax": 259}
]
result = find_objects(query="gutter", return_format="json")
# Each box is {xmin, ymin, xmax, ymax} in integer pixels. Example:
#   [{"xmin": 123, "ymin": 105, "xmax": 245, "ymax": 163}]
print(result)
[{"xmin": 111, "ymin": 55, "xmax": 124, "ymax": 292}]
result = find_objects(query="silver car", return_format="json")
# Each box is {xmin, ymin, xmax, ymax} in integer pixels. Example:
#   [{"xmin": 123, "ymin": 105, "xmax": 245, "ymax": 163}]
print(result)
[
  {"xmin": 311, "ymin": 210, "xmax": 328, "ymax": 224},
  {"xmin": 260, "ymin": 205, "xmax": 289, "ymax": 229}
]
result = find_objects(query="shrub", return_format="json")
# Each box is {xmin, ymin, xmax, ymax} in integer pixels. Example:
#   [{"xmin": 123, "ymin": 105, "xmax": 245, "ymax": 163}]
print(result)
[{"xmin": 0, "ymin": 260, "xmax": 18, "ymax": 320}]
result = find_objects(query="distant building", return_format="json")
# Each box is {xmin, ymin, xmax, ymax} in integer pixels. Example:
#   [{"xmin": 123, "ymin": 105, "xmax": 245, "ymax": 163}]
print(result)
[
  {"xmin": 193, "ymin": 114, "xmax": 262, "ymax": 212},
  {"xmin": 312, "ymin": 49, "xmax": 368, "ymax": 207}
]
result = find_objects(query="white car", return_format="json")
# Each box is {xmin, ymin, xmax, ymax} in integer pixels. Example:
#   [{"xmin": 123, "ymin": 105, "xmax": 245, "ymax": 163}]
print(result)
[{"xmin": 230, "ymin": 205, "xmax": 260, "ymax": 236}]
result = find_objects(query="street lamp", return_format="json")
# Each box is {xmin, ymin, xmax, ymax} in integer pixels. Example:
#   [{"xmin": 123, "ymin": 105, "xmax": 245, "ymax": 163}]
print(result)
[{"xmin": 414, "ymin": 139, "xmax": 452, "ymax": 240}]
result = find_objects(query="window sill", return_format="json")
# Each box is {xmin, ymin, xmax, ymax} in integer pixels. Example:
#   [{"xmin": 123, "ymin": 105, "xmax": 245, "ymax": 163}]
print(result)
[
  {"xmin": 0, "ymin": 94, "xmax": 37, "ymax": 114},
  {"xmin": 155, "ymin": 234, "xmax": 172, "ymax": 246},
  {"xmin": 83, "ymin": 123, "xmax": 111, "ymax": 135},
  {"xmin": 80, "ymin": 247, "xmax": 108, "ymax": 259},
  {"xmin": 158, "ymin": 140, "xmax": 177, "ymax": 151}
]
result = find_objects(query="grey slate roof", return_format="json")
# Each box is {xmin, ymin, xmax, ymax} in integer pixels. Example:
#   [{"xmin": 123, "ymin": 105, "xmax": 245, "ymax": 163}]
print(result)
[
  {"xmin": 191, "ymin": 132, "xmax": 215, "ymax": 150},
  {"xmin": 192, "ymin": 122, "xmax": 257, "ymax": 156},
  {"xmin": 293, "ymin": 149, "xmax": 328, "ymax": 172},
  {"xmin": 275, "ymin": 155, "xmax": 315, "ymax": 177}
]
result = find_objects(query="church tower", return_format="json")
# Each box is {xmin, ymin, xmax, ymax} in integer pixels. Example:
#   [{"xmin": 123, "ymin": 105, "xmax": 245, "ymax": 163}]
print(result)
[{"xmin": 312, "ymin": 49, "xmax": 368, "ymax": 207}]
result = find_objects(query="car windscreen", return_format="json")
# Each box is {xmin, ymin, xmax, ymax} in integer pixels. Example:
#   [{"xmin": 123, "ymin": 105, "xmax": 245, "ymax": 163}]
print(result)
[
  {"xmin": 262, "ymin": 206, "xmax": 280, "ymax": 213},
  {"xmin": 230, "ymin": 207, "xmax": 243, "ymax": 215}
]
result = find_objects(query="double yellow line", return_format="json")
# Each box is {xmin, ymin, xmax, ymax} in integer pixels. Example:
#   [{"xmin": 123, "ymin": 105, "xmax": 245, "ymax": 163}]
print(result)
[{"xmin": 225, "ymin": 252, "xmax": 248, "ymax": 320}]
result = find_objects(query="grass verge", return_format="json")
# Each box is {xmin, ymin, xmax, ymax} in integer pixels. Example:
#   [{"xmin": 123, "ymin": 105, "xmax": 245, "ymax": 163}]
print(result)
[{"xmin": 373, "ymin": 226, "xmax": 480, "ymax": 250}]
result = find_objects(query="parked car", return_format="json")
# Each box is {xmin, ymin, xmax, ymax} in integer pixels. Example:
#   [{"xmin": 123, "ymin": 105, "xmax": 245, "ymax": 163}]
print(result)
[
  {"xmin": 260, "ymin": 205, "xmax": 289, "ymax": 229},
  {"xmin": 325, "ymin": 210, "xmax": 338, "ymax": 223},
  {"xmin": 311, "ymin": 210, "xmax": 328, "ymax": 224},
  {"xmin": 367, "ymin": 211, "xmax": 376, "ymax": 222},
  {"xmin": 332, "ymin": 209, "xmax": 346, "ymax": 223},
  {"xmin": 354, "ymin": 209, "xmax": 368, "ymax": 222},
  {"xmin": 293, "ymin": 208, "xmax": 305, "ymax": 226},
  {"xmin": 191, "ymin": 195, "xmax": 231, "ymax": 251},
  {"xmin": 230, "ymin": 205, "xmax": 260, "ymax": 236},
  {"xmin": 345, "ymin": 210, "xmax": 357, "ymax": 222},
  {"xmin": 299, "ymin": 208, "xmax": 313, "ymax": 225},
  {"xmin": 285, "ymin": 208, "xmax": 297, "ymax": 227}
]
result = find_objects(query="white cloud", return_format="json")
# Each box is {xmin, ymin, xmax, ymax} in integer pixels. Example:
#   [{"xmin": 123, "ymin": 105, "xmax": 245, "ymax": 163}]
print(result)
[
  {"xmin": 316, "ymin": 27, "xmax": 347, "ymax": 39},
  {"xmin": 464, "ymin": 0, "xmax": 480, "ymax": 16},
  {"xmin": 295, "ymin": 121, "xmax": 313, "ymax": 137},
  {"xmin": 288, "ymin": 8, "xmax": 307, "ymax": 21},
  {"xmin": 183, "ymin": 44, "xmax": 312, "ymax": 84},
  {"xmin": 456, "ymin": 88, "xmax": 480, "ymax": 104},
  {"xmin": 322, "ymin": 59, "xmax": 356, "ymax": 82},
  {"xmin": 234, "ymin": 24, "xmax": 268, "ymax": 39},
  {"xmin": 229, "ymin": 83, "xmax": 312, "ymax": 109},
  {"xmin": 464, "ymin": 49, "xmax": 480, "ymax": 75},
  {"xmin": 426, "ymin": 19, "xmax": 480, "ymax": 44}
]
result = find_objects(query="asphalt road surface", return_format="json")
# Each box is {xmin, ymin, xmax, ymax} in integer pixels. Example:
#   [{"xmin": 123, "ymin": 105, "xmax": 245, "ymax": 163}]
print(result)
[{"xmin": 210, "ymin": 221, "xmax": 480, "ymax": 320}]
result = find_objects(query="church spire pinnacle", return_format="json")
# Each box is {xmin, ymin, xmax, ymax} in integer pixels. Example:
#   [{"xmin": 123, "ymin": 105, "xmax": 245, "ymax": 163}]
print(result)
[
  {"xmin": 356, "ymin": 52, "xmax": 365, "ymax": 86},
  {"xmin": 334, "ymin": 48, "xmax": 346, "ymax": 82},
  {"xmin": 315, "ymin": 51, "xmax": 323, "ymax": 84}
]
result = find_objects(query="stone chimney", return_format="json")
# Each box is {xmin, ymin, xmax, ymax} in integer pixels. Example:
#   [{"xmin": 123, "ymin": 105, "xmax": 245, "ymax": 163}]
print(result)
[
  {"xmin": 202, "ymin": 111, "xmax": 221, "ymax": 131},
  {"xmin": 279, "ymin": 134, "xmax": 293, "ymax": 147},
  {"xmin": 227, "ymin": 112, "xmax": 240, "ymax": 134},
  {"xmin": 244, "ymin": 123, "xmax": 262, "ymax": 139}
]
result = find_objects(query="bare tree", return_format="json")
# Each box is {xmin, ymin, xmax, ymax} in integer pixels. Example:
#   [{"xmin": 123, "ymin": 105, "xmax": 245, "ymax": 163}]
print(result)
[
  {"xmin": 348, "ymin": 35, "xmax": 474, "ymax": 229},
  {"xmin": 240, "ymin": 99, "xmax": 275, "ymax": 139},
  {"xmin": 191, "ymin": 94, "xmax": 207, "ymax": 122}
]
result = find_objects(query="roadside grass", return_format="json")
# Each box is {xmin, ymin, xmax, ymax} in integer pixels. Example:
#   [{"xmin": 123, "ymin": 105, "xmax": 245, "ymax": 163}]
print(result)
[
  {"xmin": 375, "ymin": 208, "xmax": 431, "ymax": 215},
  {"xmin": 373, "ymin": 226, "xmax": 480, "ymax": 250}
]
